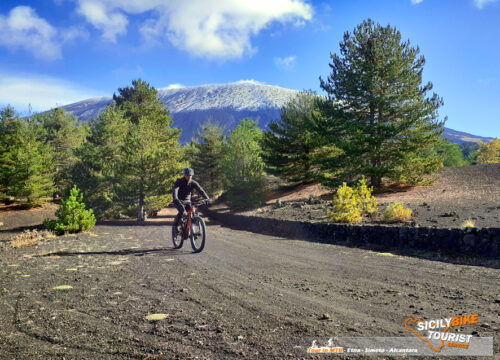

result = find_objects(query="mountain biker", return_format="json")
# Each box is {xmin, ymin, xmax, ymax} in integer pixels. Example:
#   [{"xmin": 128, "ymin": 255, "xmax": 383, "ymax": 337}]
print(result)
[{"xmin": 172, "ymin": 167, "xmax": 210, "ymax": 237}]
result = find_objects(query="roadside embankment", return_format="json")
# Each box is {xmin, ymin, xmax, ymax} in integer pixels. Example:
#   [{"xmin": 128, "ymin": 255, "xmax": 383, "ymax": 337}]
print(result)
[{"xmin": 204, "ymin": 204, "xmax": 500, "ymax": 259}]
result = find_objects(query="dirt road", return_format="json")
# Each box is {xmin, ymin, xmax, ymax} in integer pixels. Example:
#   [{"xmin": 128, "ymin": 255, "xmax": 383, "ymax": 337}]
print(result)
[{"xmin": 0, "ymin": 215, "xmax": 498, "ymax": 359}]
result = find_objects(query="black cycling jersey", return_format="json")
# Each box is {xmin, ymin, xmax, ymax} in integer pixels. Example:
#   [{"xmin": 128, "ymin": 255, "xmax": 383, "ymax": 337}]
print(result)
[{"xmin": 172, "ymin": 177, "xmax": 209, "ymax": 203}]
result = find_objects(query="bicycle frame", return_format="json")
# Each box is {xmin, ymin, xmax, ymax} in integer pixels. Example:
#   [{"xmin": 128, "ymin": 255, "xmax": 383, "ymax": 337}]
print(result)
[
  {"xmin": 185, "ymin": 205, "xmax": 195, "ymax": 235},
  {"xmin": 182, "ymin": 200, "xmax": 203, "ymax": 235}
]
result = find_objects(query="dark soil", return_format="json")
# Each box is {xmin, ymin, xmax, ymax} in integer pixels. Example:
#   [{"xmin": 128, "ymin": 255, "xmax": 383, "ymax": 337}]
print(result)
[
  {"xmin": 0, "ymin": 215, "xmax": 498, "ymax": 359},
  {"xmin": 243, "ymin": 164, "xmax": 500, "ymax": 229},
  {"xmin": 0, "ymin": 203, "xmax": 58, "ymax": 231}
]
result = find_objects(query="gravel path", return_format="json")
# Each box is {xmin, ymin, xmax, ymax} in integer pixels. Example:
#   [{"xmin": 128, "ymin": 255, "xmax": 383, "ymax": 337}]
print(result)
[{"xmin": 0, "ymin": 213, "xmax": 498, "ymax": 359}]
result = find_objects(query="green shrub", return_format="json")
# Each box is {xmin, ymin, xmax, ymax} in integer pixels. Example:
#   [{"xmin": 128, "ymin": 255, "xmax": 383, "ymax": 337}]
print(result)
[
  {"xmin": 383, "ymin": 202, "xmax": 412, "ymax": 222},
  {"xmin": 328, "ymin": 177, "xmax": 378, "ymax": 223},
  {"xmin": 44, "ymin": 186, "xmax": 96, "ymax": 235},
  {"xmin": 436, "ymin": 139, "xmax": 467, "ymax": 167},
  {"xmin": 224, "ymin": 179, "xmax": 265, "ymax": 210},
  {"xmin": 145, "ymin": 195, "xmax": 172, "ymax": 217},
  {"xmin": 123, "ymin": 194, "xmax": 173, "ymax": 218}
]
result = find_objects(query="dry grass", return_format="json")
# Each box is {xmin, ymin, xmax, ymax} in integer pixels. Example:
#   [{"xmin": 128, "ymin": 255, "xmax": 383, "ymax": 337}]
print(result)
[{"xmin": 10, "ymin": 229, "xmax": 56, "ymax": 248}]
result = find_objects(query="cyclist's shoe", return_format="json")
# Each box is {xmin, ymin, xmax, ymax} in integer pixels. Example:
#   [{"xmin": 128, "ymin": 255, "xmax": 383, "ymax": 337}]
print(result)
[
  {"xmin": 205, "ymin": 198, "xmax": 211, "ymax": 205},
  {"xmin": 173, "ymin": 225, "xmax": 180, "ymax": 237}
]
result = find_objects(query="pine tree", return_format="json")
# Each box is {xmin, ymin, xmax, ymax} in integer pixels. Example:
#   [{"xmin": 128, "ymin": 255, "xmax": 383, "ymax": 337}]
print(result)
[
  {"xmin": 221, "ymin": 119, "xmax": 265, "ymax": 209},
  {"xmin": 113, "ymin": 79, "xmax": 185, "ymax": 220},
  {"xmin": 44, "ymin": 185, "xmax": 96, "ymax": 235},
  {"xmin": 72, "ymin": 105, "xmax": 129, "ymax": 218},
  {"xmin": 261, "ymin": 91, "xmax": 324, "ymax": 184},
  {"xmin": 319, "ymin": 19, "xmax": 444, "ymax": 187},
  {"xmin": 0, "ymin": 105, "xmax": 23, "ymax": 200},
  {"xmin": 18, "ymin": 120, "xmax": 54, "ymax": 204},
  {"xmin": 0, "ymin": 106, "xmax": 53, "ymax": 204},
  {"xmin": 459, "ymin": 142, "xmax": 480, "ymax": 164},
  {"xmin": 73, "ymin": 79, "xmax": 187, "ymax": 221},
  {"xmin": 189, "ymin": 123, "xmax": 226, "ymax": 197},
  {"xmin": 34, "ymin": 108, "xmax": 86, "ymax": 198},
  {"xmin": 0, "ymin": 105, "xmax": 17, "ymax": 122}
]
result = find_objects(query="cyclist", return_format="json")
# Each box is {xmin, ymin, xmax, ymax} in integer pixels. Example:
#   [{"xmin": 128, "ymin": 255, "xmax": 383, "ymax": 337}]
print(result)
[{"xmin": 172, "ymin": 167, "xmax": 210, "ymax": 237}]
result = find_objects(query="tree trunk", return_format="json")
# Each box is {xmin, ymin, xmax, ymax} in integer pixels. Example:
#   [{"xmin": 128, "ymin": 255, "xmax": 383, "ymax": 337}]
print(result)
[
  {"xmin": 369, "ymin": 105, "xmax": 381, "ymax": 188},
  {"xmin": 138, "ymin": 194, "xmax": 145, "ymax": 221},
  {"xmin": 138, "ymin": 191, "xmax": 145, "ymax": 221},
  {"xmin": 370, "ymin": 175, "xmax": 382, "ymax": 188}
]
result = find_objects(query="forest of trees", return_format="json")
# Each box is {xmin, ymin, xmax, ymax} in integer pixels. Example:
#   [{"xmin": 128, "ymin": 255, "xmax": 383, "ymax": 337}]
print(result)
[
  {"xmin": 261, "ymin": 19, "xmax": 497, "ymax": 187},
  {"xmin": 1, "ymin": 20, "xmax": 498, "ymax": 217}
]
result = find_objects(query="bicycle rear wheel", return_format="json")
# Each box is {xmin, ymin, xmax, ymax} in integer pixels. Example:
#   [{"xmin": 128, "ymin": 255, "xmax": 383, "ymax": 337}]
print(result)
[
  {"xmin": 172, "ymin": 225, "xmax": 183, "ymax": 249},
  {"xmin": 189, "ymin": 215, "xmax": 206, "ymax": 253}
]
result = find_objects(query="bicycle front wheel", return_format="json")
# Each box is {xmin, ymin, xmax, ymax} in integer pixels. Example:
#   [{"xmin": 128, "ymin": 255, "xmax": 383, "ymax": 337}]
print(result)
[
  {"xmin": 189, "ymin": 215, "xmax": 206, "ymax": 253},
  {"xmin": 172, "ymin": 225, "xmax": 183, "ymax": 249}
]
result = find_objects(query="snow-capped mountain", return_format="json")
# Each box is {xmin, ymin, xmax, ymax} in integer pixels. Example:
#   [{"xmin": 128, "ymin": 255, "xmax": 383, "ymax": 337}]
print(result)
[
  {"xmin": 158, "ymin": 80, "xmax": 298, "ymax": 112},
  {"xmin": 60, "ymin": 80, "xmax": 493, "ymax": 144},
  {"xmin": 61, "ymin": 80, "xmax": 298, "ymax": 143}
]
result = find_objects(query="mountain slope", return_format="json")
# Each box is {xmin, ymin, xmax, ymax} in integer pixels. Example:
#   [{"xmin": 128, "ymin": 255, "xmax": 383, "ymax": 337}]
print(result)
[
  {"xmin": 60, "ymin": 81, "xmax": 493, "ymax": 144},
  {"xmin": 442, "ymin": 127, "xmax": 494, "ymax": 144},
  {"xmin": 62, "ymin": 81, "xmax": 297, "ymax": 143}
]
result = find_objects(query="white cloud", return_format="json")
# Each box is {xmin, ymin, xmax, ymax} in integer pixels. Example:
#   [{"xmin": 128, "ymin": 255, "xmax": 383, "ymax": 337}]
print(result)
[
  {"xmin": 77, "ymin": 1, "xmax": 128, "ymax": 42},
  {"xmin": 0, "ymin": 6, "xmax": 89, "ymax": 60},
  {"xmin": 474, "ymin": 0, "xmax": 499, "ymax": 8},
  {"xmin": 0, "ymin": 72, "xmax": 101, "ymax": 113},
  {"xmin": 0, "ymin": 6, "xmax": 61, "ymax": 60},
  {"xmin": 60, "ymin": 26, "xmax": 89, "ymax": 43},
  {"xmin": 411, "ymin": 0, "xmax": 423, "ymax": 4},
  {"xmin": 163, "ymin": 83, "xmax": 184, "ymax": 90},
  {"xmin": 235, "ymin": 79, "xmax": 266, "ymax": 85},
  {"xmin": 274, "ymin": 56, "xmax": 297, "ymax": 71},
  {"xmin": 76, "ymin": 0, "xmax": 313, "ymax": 59}
]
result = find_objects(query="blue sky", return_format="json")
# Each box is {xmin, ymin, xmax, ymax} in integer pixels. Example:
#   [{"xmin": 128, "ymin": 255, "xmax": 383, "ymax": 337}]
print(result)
[{"xmin": 0, "ymin": 0, "xmax": 499, "ymax": 137}]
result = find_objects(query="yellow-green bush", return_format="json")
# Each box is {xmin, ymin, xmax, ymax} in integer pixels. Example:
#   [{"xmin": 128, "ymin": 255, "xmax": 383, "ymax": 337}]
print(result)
[
  {"xmin": 391, "ymin": 156, "xmax": 441, "ymax": 185},
  {"xmin": 383, "ymin": 202, "xmax": 412, "ymax": 222},
  {"xmin": 461, "ymin": 219, "xmax": 475, "ymax": 228},
  {"xmin": 476, "ymin": 139, "xmax": 500, "ymax": 164},
  {"xmin": 356, "ymin": 177, "xmax": 378, "ymax": 215},
  {"xmin": 328, "ymin": 177, "xmax": 378, "ymax": 223}
]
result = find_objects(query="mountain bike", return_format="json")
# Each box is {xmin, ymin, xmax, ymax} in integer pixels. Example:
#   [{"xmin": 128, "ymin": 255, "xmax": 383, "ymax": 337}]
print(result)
[{"xmin": 172, "ymin": 200, "xmax": 207, "ymax": 253}]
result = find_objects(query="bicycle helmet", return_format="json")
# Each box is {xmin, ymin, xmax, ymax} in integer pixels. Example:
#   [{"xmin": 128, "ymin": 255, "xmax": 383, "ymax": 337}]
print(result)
[{"xmin": 184, "ymin": 167, "xmax": 194, "ymax": 176}]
